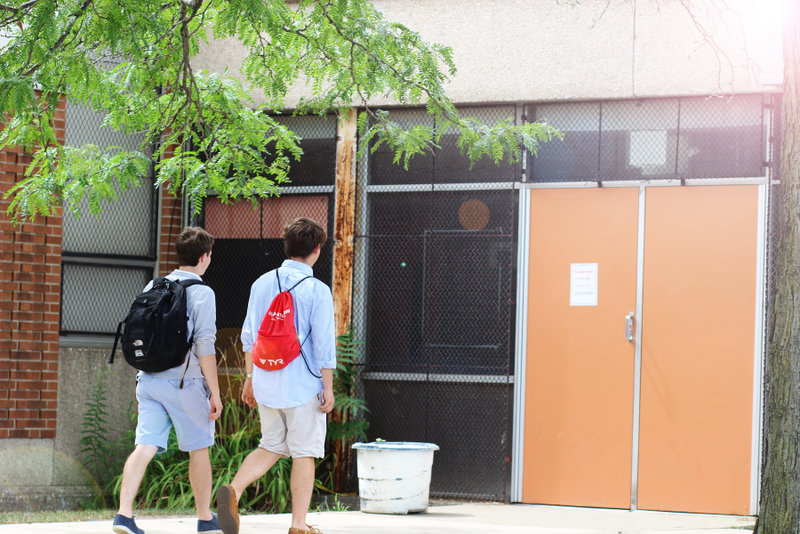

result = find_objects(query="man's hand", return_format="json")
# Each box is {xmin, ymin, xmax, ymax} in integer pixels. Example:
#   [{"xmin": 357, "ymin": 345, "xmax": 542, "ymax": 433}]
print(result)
[
  {"xmin": 319, "ymin": 388, "xmax": 335, "ymax": 413},
  {"xmin": 209, "ymin": 393, "xmax": 222, "ymax": 420},
  {"xmin": 241, "ymin": 378, "xmax": 256, "ymax": 407}
]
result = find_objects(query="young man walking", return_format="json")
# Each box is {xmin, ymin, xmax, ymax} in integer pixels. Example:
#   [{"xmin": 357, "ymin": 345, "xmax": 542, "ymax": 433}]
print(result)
[
  {"xmin": 217, "ymin": 217, "xmax": 336, "ymax": 534},
  {"xmin": 112, "ymin": 226, "xmax": 223, "ymax": 534}
]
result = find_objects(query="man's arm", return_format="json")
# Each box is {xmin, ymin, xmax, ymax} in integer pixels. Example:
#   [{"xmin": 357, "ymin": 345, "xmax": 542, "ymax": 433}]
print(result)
[
  {"xmin": 319, "ymin": 367, "xmax": 334, "ymax": 413},
  {"xmin": 310, "ymin": 283, "xmax": 336, "ymax": 413},
  {"xmin": 241, "ymin": 353, "xmax": 256, "ymax": 407},
  {"xmin": 193, "ymin": 287, "xmax": 222, "ymax": 420},
  {"xmin": 198, "ymin": 354, "xmax": 223, "ymax": 420}
]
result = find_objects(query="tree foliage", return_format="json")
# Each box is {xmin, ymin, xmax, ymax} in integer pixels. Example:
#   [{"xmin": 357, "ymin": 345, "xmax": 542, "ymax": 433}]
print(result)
[{"xmin": 0, "ymin": 0, "xmax": 559, "ymax": 221}]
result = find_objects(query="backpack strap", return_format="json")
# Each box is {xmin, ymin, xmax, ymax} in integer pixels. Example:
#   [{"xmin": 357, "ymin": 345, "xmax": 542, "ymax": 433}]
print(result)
[
  {"xmin": 174, "ymin": 277, "xmax": 208, "ymax": 388},
  {"xmin": 276, "ymin": 267, "xmax": 312, "ymax": 293},
  {"xmin": 177, "ymin": 279, "xmax": 207, "ymax": 289},
  {"xmin": 276, "ymin": 269, "xmax": 319, "ymax": 378},
  {"xmin": 108, "ymin": 321, "xmax": 124, "ymax": 364},
  {"xmin": 288, "ymin": 276, "xmax": 311, "ymax": 292}
]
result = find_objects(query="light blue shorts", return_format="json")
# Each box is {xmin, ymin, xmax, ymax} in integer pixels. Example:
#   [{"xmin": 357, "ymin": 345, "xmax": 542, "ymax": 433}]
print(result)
[{"xmin": 135, "ymin": 375, "xmax": 215, "ymax": 453}]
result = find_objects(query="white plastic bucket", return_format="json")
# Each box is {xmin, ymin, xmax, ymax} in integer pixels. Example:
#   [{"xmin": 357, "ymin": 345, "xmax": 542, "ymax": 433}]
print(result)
[{"xmin": 352, "ymin": 441, "xmax": 440, "ymax": 514}]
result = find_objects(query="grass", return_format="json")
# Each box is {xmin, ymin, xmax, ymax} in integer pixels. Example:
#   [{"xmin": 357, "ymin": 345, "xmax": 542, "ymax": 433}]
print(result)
[{"xmin": 0, "ymin": 507, "xmax": 197, "ymax": 525}]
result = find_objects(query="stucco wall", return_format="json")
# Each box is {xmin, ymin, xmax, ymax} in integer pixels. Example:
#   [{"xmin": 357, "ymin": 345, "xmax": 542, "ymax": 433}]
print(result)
[
  {"xmin": 191, "ymin": 0, "xmax": 783, "ymax": 108},
  {"xmin": 0, "ymin": 345, "xmax": 137, "ymax": 511}
]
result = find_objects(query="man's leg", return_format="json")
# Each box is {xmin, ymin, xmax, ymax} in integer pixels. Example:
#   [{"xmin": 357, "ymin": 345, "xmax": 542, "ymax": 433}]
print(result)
[
  {"xmin": 230, "ymin": 447, "xmax": 284, "ymax": 499},
  {"xmin": 117, "ymin": 444, "xmax": 158, "ymax": 517},
  {"xmin": 189, "ymin": 448, "xmax": 214, "ymax": 521},
  {"xmin": 218, "ymin": 448, "xmax": 284, "ymax": 534},
  {"xmin": 289, "ymin": 457, "xmax": 316, "ymax": 530}
]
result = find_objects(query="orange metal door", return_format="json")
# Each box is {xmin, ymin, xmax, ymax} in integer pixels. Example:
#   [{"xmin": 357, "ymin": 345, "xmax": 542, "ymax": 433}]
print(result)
[
  {"xmin": 637, "ymin": 185, "xmax": 758, "ymax": 515},
  {"xmin": 523, "ymin": 187, "xmax": 639, "ymax": 508}
]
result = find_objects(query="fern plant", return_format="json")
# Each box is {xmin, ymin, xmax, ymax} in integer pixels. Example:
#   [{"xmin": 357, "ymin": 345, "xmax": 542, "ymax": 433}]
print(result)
[
  {"xmin": 79, "ymin": 367, "xmax": 126, "ymax": 508},
  {"xmin": 324, "ymin": 327, "xmax": 369, "ymax": 492}
]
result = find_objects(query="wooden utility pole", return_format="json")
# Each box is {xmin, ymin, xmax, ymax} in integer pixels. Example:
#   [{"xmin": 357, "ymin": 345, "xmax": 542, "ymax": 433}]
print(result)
[
  {"xmin": 332, "ymin": 108, "xmax": 357, "ymax": 335},
  {"xmin": 331, "ymin": 107, "xmax": 358, "ymax": 491}
]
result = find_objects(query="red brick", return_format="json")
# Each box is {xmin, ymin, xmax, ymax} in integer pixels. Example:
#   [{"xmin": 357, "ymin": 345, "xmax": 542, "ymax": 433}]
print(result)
[
  {"xmin": 42, "ymin": 332, "xmax": 58, "ymax": 343},
  {"xmin": 10, "ymin": 331, "xmax": 41, "ymax": 342},
  {"xmin": 12, "ymin": 311, "xmax": 43, "ymax": 323},
  {"xmin": 17, "ymin": 283, "xmax": 46, "ymax": 294},
  {"xmin": 20, "ymin": 262, "xmax": 49, "ymax": 274},
  {"xmin": 14, "ymin": 272, "xmax": 44, "ymax": 284},
  {"xmin": 15, "ymin": 361, "xmax": 46, "ymax": 371},
  {"xmin": 41, "ymin": 371, "xmax": 58, "ymax": 381},
  {"xmin": 15, "ymin": 419, "xmax": 42, "ymax": 429},
  {"xmin": 12, "ymin": 389, "xmax": 39, "ymax": 400},
  {"xmin": 11, "ymin": 370, "xmax": 41, "ymax": 380},
  {"xmin": 11, "ymin": 351, "xmax": 43, "ymax": 360},
  {"xmin": 9, "ymin": 409, "xmax": 39, "ymax": 419}
]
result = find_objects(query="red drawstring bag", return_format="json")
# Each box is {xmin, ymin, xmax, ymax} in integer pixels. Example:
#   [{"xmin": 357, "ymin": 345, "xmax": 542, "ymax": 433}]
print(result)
[{"xmin": 251, "ymin": 270, "xmax": 311, "ymax": 371}]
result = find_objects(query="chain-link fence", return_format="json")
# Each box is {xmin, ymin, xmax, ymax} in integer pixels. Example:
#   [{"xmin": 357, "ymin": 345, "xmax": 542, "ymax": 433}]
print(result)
[
  {"xmin": 354, "ymin": 105, "xmax": 520, "ymax": 500},
  {"xmin": 531, "ymin": 94, "xmax": 765, "ymax": 183},
  {"xmin": 60, "ymin": 87, "xmax": 157, "ymax": 335}
]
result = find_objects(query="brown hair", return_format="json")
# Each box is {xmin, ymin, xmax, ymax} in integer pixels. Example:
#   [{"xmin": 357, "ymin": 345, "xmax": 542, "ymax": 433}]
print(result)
[
  {"xmin": 176, "ymin": 226, "xmax": 215, "ymax": 266},
  {"xmin": 283, "ymin": 217, "xmax": 326, "ymax": 258}
]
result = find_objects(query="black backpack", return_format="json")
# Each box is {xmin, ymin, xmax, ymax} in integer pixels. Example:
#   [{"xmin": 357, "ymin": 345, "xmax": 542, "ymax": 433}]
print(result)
[{"xmin": 108, "ymin": 277, "xmax": 207, "ymax": 373}]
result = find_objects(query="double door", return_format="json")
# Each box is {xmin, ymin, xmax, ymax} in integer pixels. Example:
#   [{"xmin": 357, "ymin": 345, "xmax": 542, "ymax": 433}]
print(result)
[{"xmin": 520, "ymin": 185, "xmax": 762, "ymax": 515}]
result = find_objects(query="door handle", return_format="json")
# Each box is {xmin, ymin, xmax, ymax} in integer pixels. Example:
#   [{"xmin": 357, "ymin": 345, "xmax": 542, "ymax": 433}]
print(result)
[{"xmin": 625, "ymin": 312, "xmax": 635, "ymax": 343}]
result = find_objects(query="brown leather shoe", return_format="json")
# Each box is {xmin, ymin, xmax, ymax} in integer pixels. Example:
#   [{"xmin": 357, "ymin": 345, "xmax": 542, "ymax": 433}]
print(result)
[
  {"xmin": 216, "ymin": 484, "xmax": 239, "ymax": 534},
  {"xmin": 288, "ymin": 525, "xmax": 322, "ymax": 534}
]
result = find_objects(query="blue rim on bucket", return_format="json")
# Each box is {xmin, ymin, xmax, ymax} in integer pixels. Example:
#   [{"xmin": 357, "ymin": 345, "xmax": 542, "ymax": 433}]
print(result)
[{"xmin": 352, "ymin": 441, "xmax": 439, "ymax": 451}]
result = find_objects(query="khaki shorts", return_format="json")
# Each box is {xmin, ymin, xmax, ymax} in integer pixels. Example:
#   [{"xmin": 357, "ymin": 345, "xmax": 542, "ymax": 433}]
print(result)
[{"xmin": 258, "ymin": 393, "xmax": 327, "ymax": 458}]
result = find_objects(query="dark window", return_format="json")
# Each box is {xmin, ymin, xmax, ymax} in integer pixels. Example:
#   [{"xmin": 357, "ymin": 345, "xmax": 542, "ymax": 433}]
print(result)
[
  {"xmin": 369, "ymin": 106, "xmax": 518, "ymax": 185},
  {"xmin": 203, "ymin": 194, "xmax": 334, "ymax": 330},
  {"xmin": 531, "ymin": 95, "xmax": 765, "ymax": 182}
]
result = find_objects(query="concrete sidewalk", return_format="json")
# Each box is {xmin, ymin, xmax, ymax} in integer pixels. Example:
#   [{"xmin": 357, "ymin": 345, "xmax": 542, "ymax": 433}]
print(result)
[{"xmin": 0, "ymin": 503, "xmax": 756, "ymax": 534}]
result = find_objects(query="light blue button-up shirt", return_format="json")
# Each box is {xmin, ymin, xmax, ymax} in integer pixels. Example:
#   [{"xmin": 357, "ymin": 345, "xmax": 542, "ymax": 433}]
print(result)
[{"xmin": 241, "ymin": 260, "xmax": 336, "ymax": 409}]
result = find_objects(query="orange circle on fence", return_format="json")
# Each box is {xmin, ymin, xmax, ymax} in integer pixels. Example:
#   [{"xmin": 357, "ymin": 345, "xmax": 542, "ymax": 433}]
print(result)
[{"xmin": 458, "ymin": 199, "xmax": 490, "ymax": 231}]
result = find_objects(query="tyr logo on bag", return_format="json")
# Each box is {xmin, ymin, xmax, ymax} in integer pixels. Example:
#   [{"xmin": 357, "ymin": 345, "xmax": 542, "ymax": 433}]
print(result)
[{"xmin": 251, "ymin": 269, "xmax": 311, "ymax": 371}]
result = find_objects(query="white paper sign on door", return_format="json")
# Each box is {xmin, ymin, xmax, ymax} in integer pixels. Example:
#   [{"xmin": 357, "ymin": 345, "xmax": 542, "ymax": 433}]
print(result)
[{"xmin": 570, "ymin": 263, "xmax": 598, "ymax": 306}]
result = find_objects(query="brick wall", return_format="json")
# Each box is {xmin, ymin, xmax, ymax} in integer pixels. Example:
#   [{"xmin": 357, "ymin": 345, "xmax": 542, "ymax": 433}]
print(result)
[
  {"xmin": 0, "ymin": 97, "xmax": 66, "ymax": 440},
  {"xmin": 159, "ymin": 187, "xmax": 184, "ymax": 275}
]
